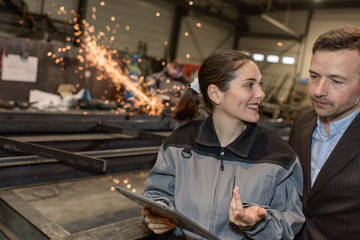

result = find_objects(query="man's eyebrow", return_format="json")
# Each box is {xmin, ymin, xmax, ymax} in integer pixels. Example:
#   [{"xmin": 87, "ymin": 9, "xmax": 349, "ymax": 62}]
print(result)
[
  {"xmin": 309, "ymin": 69, "xmax": 318, "ymax": 75},
  {"xmin": 328, "ymin": 74, "xmax": 347, "ymax": 81},
  {"xmin": 309, "ymin": 69, "xmax": 347, "ymax": 81}
]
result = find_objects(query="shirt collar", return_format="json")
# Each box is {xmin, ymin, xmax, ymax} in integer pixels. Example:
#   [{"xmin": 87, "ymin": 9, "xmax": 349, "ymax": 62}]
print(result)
[
  {"xmin": 195, "ymin": 116, "xmax": 258, "ymax": 158},
  {"xmin": 317, "ymin": 107, "xmax": 360, "ymax": 136}
]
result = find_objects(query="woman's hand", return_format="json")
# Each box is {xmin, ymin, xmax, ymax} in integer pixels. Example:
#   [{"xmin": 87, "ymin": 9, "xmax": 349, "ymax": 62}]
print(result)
[
  {"xmin": 141, "ymin": 202, "xmax": 177, "ymax": 234},
  {"xmin": 229, "ymin": 186, "xmax": 267, "ymax": 229}
]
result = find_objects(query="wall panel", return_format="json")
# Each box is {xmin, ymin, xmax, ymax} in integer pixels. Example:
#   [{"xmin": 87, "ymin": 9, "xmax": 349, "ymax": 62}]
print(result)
[
  {"xmin": 85, "ymin": 0, "xmax": 173, "ymax": 58},
  {"xmin": 22, "ymin": 0, "xmax": 78, "ymax": 22},
  {"xmin": 177, "ymin": 13, "xmax": 235, "ymax": 63}
]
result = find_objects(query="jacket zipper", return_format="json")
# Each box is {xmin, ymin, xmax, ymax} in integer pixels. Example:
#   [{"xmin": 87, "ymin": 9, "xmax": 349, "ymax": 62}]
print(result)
[
  {"xmin": 209, "ymin": 149, "xmax": 224, "ymax": 233},
  {"xmin": 220, "ymin": 147, "xmax": 225, "ymax": 171}
]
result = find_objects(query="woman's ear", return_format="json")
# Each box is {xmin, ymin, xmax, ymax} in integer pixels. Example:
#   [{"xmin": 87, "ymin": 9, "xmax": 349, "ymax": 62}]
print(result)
[{"xmin": 208, "ymin": 84, "xmax": 223, "ymax": 105}]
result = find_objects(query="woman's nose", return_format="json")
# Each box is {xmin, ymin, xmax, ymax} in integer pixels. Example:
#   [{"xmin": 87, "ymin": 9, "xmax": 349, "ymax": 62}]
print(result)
[{"xmin": 257, "ymin": 86, "xmax": 265, "ymax": 100}]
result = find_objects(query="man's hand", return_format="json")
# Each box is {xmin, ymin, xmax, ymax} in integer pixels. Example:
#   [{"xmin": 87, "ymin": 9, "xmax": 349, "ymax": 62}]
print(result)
[
  {"xmin": 141, "ymin": 202, "xmax": 177, "ymax": 234},
  {"xmin": 229, "ymin": 186, "xmax": 266, "ymax": 229}
]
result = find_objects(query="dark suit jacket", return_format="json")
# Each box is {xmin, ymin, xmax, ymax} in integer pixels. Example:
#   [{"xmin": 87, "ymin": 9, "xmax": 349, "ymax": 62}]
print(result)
[{"xmin": 289, "ymin": 109, "xmax": 360, "ymax": 240}]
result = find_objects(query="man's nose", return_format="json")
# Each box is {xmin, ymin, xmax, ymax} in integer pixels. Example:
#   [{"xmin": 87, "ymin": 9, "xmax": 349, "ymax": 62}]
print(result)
[{"xmin": 314, "ymin": 79, "xmax": 328, "ymax": 96}]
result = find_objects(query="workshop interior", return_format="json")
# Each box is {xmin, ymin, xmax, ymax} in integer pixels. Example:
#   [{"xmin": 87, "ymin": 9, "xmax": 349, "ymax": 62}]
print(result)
[{"xmin": 0, "ymin": 0, "xmax": 359, "ymax": 239}]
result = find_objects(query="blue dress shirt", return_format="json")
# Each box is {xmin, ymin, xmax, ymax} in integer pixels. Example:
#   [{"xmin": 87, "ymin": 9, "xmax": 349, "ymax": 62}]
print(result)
[{"xmin": 311, "ymin": 107, "xmax": 360, "ymax": 187}]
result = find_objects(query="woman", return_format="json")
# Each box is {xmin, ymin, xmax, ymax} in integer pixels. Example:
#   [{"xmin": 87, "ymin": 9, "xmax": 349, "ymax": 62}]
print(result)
[{"xmin": 142, "ymin": 50, "xmax": 304, "ymax": 239}]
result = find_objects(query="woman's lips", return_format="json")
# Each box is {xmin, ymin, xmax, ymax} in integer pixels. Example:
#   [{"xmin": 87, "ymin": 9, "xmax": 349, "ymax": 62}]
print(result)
[{"xmin": 247, "ymin": 102, "xmax": 259, "ymax": 111}]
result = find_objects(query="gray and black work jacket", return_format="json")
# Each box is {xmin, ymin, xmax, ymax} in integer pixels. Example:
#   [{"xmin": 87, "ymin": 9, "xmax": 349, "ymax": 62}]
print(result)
[{"xmin": 144, "ymin": 116, "xmax": 305, "ymax": 240}]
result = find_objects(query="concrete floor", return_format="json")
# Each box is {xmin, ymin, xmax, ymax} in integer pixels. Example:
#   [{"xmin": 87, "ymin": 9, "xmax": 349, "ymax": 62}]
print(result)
[{"xmin": 12, "ymin": 169, "xmax": 150, "ymax": 234}]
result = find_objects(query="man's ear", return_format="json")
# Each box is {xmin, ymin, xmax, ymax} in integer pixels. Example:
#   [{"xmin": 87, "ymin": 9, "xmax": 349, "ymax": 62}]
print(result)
[{"xmin": 208, "ymin": 84, "xmax": 223, "ymax": 105}]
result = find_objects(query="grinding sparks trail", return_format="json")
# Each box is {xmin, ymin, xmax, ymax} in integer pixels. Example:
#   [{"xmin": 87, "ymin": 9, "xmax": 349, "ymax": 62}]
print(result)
[
  {"xmin": 50, "ymin": 4, "xmax": 164, "ymax": 116},
  {"xmin": 79, "ymin": 20, "xmax": 164, "ymax": 115},
  {"xmin": 79, "ymin": 22, "xmax": 164, "ymax": 115}
]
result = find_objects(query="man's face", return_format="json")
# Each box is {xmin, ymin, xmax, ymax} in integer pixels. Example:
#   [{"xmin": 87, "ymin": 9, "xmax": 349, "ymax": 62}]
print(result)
[
  {"xmin": 308, "ymin": 49, "xmax": 360, "ymax": 123},
  {"xmin": 167, "ymin": 63, "xmax": 183, "ymax": 79}
]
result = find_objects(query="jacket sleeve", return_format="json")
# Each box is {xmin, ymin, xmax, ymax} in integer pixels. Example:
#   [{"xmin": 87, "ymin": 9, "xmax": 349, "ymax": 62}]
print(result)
[
  {"xmin": 244, "ymin": 157, "xmax": 305, "ymax": 240},
  {"xmin": 143, "ymin": 144, "xmax": 176, "ymax": 208}
]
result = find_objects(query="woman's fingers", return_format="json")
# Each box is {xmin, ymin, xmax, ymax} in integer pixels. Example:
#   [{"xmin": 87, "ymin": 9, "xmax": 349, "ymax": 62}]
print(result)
[
  {"xmin": 144, "ymin": 214, "xmax": 177, "ymax": 234},
  {"xmin": 142, "ymin": 202, "xmax": 177, "ymax": 234},
  {"xmin": 230, "ymin": 186, "xmax": 245, "ymax": 218},
  {"xmin": 229, "ymin": 186, "xmax": 266, "ymax": 228}
]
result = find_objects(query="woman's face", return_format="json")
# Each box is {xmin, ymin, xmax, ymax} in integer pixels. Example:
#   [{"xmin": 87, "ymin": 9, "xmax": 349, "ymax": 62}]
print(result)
[{"xmin": 217, "ymin": 61, "xmax": 265, "ymax": 123}]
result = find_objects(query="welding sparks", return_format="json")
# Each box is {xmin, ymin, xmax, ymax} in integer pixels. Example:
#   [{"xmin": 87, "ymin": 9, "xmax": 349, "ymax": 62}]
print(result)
[
  {"xmin": 80, "ymin": 21, "xmax": 164, "ymax": 115},
  {"xmin": 50, "ymin": 8, "xmax": 164, "ymax": 116},
  {"xmin": 79, "ymin": 25, "xmax": 164, "ymax": 115}
]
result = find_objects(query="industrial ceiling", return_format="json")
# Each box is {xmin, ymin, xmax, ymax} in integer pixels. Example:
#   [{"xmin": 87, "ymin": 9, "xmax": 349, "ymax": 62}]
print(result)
[{"xmin": 0, "ymin": 0, "xmax": 359, "ymax": 43}]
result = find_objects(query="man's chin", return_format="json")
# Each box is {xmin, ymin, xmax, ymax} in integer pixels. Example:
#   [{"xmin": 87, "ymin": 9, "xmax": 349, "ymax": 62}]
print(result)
[{"xmin": 313, "ymin": 106, "xmax": 331, "ymax": 118}]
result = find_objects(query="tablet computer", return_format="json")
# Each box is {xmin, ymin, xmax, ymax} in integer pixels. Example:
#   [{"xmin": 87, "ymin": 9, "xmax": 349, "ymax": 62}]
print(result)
[{"xmin": 115, "ymin": 186, "xmax": 220, "ymax": 240}]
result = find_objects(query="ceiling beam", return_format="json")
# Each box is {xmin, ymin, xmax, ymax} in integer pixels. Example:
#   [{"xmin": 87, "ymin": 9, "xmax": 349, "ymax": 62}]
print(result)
[{"xmin": 261, "ymin": 14, "xmax": 302, "ymax": 38}]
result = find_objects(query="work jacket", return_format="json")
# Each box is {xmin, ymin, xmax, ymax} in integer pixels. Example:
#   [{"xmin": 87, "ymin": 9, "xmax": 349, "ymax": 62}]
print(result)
[{"xmin": 144, "ymin": 116, "xmax": 305, "ymax": 240}]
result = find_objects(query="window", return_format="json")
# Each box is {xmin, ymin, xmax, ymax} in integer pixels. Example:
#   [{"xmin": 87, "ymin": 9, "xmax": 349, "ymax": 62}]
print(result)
[
  {"xmin": 282, "ymin": 56, "xmax": 295, "ymax": 65},
  {"xmin": 252, "ymin": 53, "xmax": 264, "ymax": 62},
  {"xmin": 266, "ymin": 55, "xmax": 279, "ymax": 63}
]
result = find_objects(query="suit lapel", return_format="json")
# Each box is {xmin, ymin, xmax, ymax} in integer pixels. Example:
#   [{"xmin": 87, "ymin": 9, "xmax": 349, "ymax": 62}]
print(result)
[
  {"xmin": 309, "ymin": 114, "xmax": 360, "ymax": 199},
  {"xmin": 302, "ymin": 116, "xmax": 317, "ymax": 200}
]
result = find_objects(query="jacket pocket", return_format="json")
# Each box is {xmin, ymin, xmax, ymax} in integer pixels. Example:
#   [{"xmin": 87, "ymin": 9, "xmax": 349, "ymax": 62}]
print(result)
[{"xmin": 235, "ymin": 169, "xmax": 276, "ymax": 206}]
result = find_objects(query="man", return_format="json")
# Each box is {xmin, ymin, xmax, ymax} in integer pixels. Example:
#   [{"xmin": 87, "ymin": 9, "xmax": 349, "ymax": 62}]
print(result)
[
  {"xmin": 289, "ymin": 26, "xmax": 360, "ymax": 240},
  {"xmin": 146, "ymin": 59, "xmax": 187, "ymax": 119}
]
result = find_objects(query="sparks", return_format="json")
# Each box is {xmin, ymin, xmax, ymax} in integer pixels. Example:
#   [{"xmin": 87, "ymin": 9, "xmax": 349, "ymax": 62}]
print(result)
[{"xmin": 51, "ymin": 11, "xmax": 164, "ymax": 116}]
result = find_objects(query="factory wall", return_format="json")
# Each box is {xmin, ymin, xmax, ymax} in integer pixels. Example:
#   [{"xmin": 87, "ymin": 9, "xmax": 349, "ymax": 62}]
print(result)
[
  {"xmin": 23, "ymin": 0, "xmax": 238, "ymax": 64},
  {"xmin": 85, "ymin": 0, "xmax": 174, "ymax": 59},
  {"xmin": 83, "ymin": 0, "xmax": 238, "ymax": 64},
  {"xmin": 22, "ymin": 0, "xmax": 77, "ymax": 20},
  {"xmin": 0, "ymin": 0, "xmax": 359, "ymax": 106},
  {"xmin": 176, "ymin": 11, "xmax": 236, "ymax": 63}
]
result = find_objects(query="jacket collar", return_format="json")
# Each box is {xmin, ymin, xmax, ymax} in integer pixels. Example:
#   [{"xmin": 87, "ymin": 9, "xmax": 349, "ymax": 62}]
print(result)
[{"xmin": 195, "ymin": 116, "xmax": 258, "ymax": 158}]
